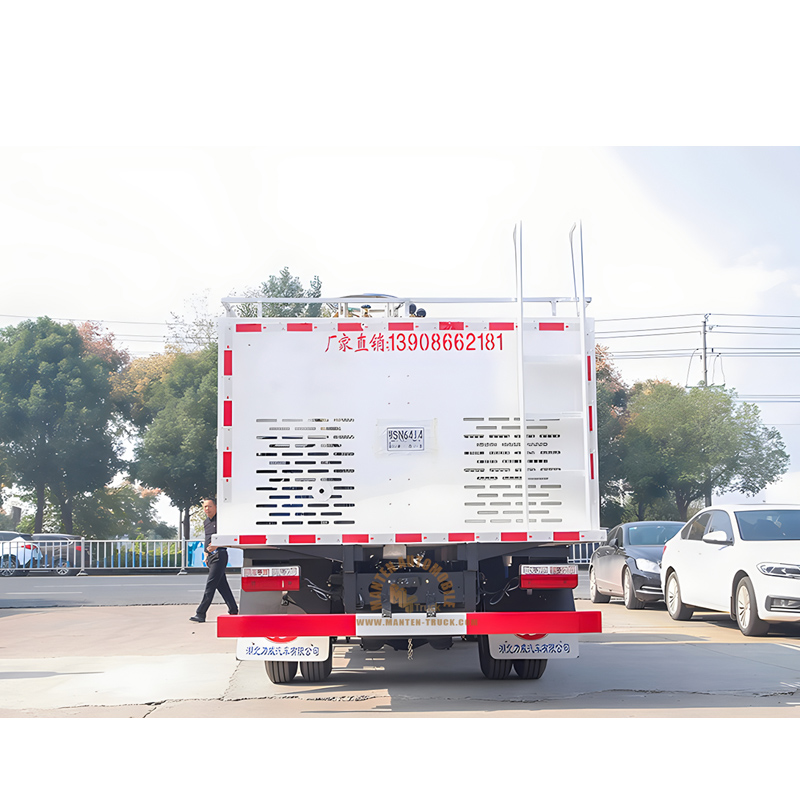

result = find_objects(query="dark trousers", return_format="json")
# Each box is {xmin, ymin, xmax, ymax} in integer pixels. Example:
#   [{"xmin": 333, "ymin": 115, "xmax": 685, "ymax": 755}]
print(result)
[{"xmin": 196, "ymin": 549, "xmax": 238, "ymax": 618}]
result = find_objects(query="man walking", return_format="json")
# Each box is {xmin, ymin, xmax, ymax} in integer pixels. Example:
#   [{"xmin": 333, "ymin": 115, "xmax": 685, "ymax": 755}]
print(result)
[{"xmin": 190, "ymin": 498, "xmax": 238, "ymax": 622}]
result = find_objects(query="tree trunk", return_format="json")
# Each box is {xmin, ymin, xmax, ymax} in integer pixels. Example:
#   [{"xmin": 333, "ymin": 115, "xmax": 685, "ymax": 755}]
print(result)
[
  {"xmin": 62, "ymin": 496, "xmax": 74, "ymax": 536},
  {"xmin": 182, "ymin": 507, "xmax": 191, "ymax": 540},
  {"xmin": 34, "ymin": 483, "xmax": 45, "ymax": 533},
  {"xmin": 676, "ymin": 492, "xmax": 689, "ymax": 522}
]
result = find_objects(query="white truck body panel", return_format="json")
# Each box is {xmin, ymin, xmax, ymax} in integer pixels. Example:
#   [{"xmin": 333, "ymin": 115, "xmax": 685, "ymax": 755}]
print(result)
[{"xmin": 215, "ymin": 314, "xmax": 601, "ymax": 545}]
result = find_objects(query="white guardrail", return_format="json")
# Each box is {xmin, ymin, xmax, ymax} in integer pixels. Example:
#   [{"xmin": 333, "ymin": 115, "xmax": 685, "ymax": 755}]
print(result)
[{"xmin": 0, "ymin": 538, "xmax": 599, "ymax": 577}]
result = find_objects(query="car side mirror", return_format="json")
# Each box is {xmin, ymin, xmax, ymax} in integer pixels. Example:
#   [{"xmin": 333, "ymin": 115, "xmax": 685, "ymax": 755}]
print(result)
[{"xmin": 702, "ymin": 530, "xmax": 732, "ymax": 546}]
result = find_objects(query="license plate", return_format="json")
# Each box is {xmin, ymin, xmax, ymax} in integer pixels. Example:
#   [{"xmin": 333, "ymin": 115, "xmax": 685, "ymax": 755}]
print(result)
[
  {"xmin": 387, "ymin": 427, "xmax": 425, "ymax": 451},
  {"xmin": 488, "ymin": 633, "xmax": 579, "ymax": 659},
  {"xmin": 236, "ymin": 636, "xmax": 330, "ymax": 661}
]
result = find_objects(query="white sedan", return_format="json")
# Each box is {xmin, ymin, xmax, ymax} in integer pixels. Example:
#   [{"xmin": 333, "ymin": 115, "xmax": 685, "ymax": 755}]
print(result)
[{"xmin": 660, "ymin": 505, "xmax": 800, "ymax": 636}]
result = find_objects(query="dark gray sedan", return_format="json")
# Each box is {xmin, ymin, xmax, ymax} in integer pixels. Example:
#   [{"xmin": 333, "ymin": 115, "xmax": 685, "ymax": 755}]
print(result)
[{"xmin": 589, "ymin": 521, "xmax": 684, "ymax": 608}]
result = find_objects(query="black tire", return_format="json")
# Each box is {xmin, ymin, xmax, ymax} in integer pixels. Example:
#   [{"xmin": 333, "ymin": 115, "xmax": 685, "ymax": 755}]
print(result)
[
  {"xmin": 589, "ymin": 567, "xmax": 610, "ymax": 604},
  {"xmin": 665, "ymin": 571, "xmax": 693, "ymax": 621},
  {"xmin": 623, "ymin": 568, "xmax": 646, "ymax": 610},
  {"xmin": 736, "ymin": 577, "xmax": 770, "ymax": 637},
  {"xmin": 299, "ymin": 647, "xmax": 334, "ymax": 682},
  {"xmin": 53, "ymin": 558, "xmax": 78, "ymax": 577},
  {"xmin": 0, "ymin": 556, "xmax": 17, "ymax": 577},
  {"xmin": 477, "ymin": 635, "xmax": 513, "ymax": 680},
  {"xmin": 264, "ymin": 660, "xmax": 298, "ymax": 684},
  {"xmin": 513, "ymin": 658, "xmax": 548, "ymax": 679}
]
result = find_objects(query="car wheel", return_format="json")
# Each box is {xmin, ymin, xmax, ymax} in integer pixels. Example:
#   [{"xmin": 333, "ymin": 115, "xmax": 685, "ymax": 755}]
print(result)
[
  {"xmin": 513, "ymin": 658, "xmax": 547, "ymax": 679},
  {"xmin": 0, "ymin": 556, "xmax": 17, "ymax": 577},
  {"xmin": 665, "ymin": 572, "xmax": 693, "ymax": 621},
  {"xmin": 53, "ymin": 558, "xmax": 74, "ymax": 577},
  {"xmin": 736, "ymin": 577, "xmax": 770, "ymax": 637},
  {"xmin": 623, "ymin": 567, "xmax": 646, "ymax": 610},
  {"xmin": 264, "ymin": 660, "xmax": 298, "ymax": 684},
  {"xmin": 589, "ymin": 567, "xmax": 610, "ymax": 604}
]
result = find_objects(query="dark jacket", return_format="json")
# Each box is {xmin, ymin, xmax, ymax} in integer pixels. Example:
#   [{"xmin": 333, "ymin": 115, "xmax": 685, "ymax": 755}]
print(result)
[{"xmin": 204, "ymin": 514, "xmax": 225, "ymax": 561}]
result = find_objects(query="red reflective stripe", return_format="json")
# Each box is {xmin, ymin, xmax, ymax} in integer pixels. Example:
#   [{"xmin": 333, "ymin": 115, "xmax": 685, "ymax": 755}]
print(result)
[
  {"xmin": 343, "ymin": 534, "xmax": 370, "ymax": 543},
  {"xmin": 217, "ymin": 611, "xmax": 602, "ymax": 638},
  {"xmin": 448, "ymin": 532, "xmax": 475, "ymax": 542},
  {"xmin": 464, "ymin": 611, "xmax": 602, "ymax": 635},
  {"xmin": 439, "ymin": 321, "xmax": 464, "ymax": 331},
  {"xmin": 396, "ymin": 534, "xmax": 423, "ymax": 543},
  {"xmin": 553, "ymin": 531, "xmax": 580, "ymax": 542},
  {"xmin": 338, "ymin": 322, "xmax": 362, "ymax": 331},
  {"xmin": 218, "ymin": 614, "xmax": 357, "ymax": 638},
  {"xmin": 591, "ymin": 453, "xmax": 595, "ymax": 479},
  {"xmin": 501, "ymin": 532, "xmax": 527, "ymax": 542},
  {"xmin": 588, "ymin": 356, "xmax": 593, "ymax": 381},
  {"xmin": 222, "ymin": 451, "xmax": 232, "ymax": 478},
  {"xmin": 588, "ymin": 406, "xmax": 594, "ymax": 432},
  {"xmin": 288, "ymin": 535, "xmax": 316, "ymax": 544},
  {"xmin": 236, "ymin": 323, "xmax": 262, "ymax": 332},
  {"xmin": 388, "ymin": 322, "xmax": 414, "ymax": 331},
  {"xmin": 223, "ymin": 401, "xmax": 232, "ymax": 427},
  {"xmin": 287, "ymin": 323, "xmax": 313, "ymax": 332},
  {"xmin": 539, "ymin": 322, "xmax": 565, "ymax": 331},
  {"xmin": 223, "ymin": 349, "xmax": 233, "ymax": 376},
  {"xmin": 239, "ymin": 535, "xmax": 265, "ymax": 545},
  {"xmin": 489, "ymin": 322, "xmax": 515, "ymax": 330},
  {"xmin": 520, "ymin": 574, "xmax": 579, "ymax": 590}
]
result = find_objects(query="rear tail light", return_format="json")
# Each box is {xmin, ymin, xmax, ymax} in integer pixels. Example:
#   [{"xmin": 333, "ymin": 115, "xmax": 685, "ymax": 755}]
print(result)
[{"xmin": 519, "ymin": 564, "xmax": 579, "ymax": 589}]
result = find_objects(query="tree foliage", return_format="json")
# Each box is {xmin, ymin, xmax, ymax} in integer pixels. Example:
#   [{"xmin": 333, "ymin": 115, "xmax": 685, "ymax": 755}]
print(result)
[
  {"xmin": 595, "ymin": 345, "xmax": 629, "ymax": 527},
  {"xmin": 130, "ymin": 346, "xmax": 217, "ymax": 538},
  {"xmin": 0, "ymin": 318, "xmax": 123, "ymax": 533},
  {"xmin": 621, "ymin": 380, "xmax": 789, "ymax": 520},
  {"xmin": 239, "ymin": 267, "xmax": 323, "ymax": 318}
]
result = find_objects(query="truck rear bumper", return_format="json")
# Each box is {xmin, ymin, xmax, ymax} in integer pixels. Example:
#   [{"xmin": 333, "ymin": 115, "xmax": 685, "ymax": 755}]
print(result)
[{"xmin": 218, "ymin": 610, "xmax": 602, "ymax": 638}]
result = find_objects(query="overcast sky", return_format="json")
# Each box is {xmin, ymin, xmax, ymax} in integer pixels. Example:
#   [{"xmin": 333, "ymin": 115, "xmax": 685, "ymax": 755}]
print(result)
[{"xmin": 2, "ymin": 2, "xmax": 799, "ymax": 519}]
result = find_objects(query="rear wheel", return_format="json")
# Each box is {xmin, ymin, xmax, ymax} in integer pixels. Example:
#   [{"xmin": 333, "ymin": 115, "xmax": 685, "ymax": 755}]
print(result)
[
  {"xmin": 299, "ymin": 648, "xmax": 334, "ymax": 682},
  {"xmin": 513, "ymin": 658, "xmax": 547, "ymax": 679},
  {"xmin": 665, "ymin": 572, "xmax": 693, "ymax": 621},
  {"xmin": 53, "ymin": 558, "xmax": 78, "ymax": 577},
  {"xmin": 264, "ymin": 660, "xmax": 298, "ymax": 684},
  {"xmin": 623, "ymin": 568, "xmax": 646, "ymax": 610},
  {"xmin": 736, "ymin": 577, "xmax": 770, "ymax": 637},
  {"xmin": 589, "ymin": 567, "xmax": 610, "ymax": 604},
  {"xmin": 477, "ymin": 635, "xmax": 513, "ymax": 680},
  {"xmin": 0, "ymin": 556, "xmax": 17, "ymax": 577}
]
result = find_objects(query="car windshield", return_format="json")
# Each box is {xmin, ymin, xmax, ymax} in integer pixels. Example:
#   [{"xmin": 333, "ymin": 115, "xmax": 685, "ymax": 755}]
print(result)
[
  {"xmin": 628, "ymin": 523, "xmax": 684, "ymax": 546},
  {"xmin": 735, "ymin": 510, "xmax": 800, "ymax": 541}
]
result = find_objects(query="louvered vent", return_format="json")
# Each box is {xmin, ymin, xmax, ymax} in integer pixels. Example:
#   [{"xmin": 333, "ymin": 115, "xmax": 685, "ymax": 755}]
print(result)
[
  {"xmin": 462, "ymin": 417, "xmax": 565, "ymax": 526},
  {"xmin": 253, "ymin": 418, "xmax": 357, "ymax": 526}
]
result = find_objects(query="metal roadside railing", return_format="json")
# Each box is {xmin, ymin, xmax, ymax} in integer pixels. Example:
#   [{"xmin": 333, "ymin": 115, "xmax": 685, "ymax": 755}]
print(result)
[
  {"xmin": 1, "ymin": 538, "xmax": 599, "ymax": 576},
  {"xmin": 0, "ymin": 538, "xmax": 209, "ymax": 576}
]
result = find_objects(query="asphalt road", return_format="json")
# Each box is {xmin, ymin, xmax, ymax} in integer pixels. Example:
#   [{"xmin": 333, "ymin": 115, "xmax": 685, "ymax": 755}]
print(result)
[
  {"xmin": 3, "ymin": 571, "xmax": 800, "ymax": 719},
  {"xmin": 0, "ymin": 570, "xmax": 590, "ymax": 608},
  {"xmin": 0, "ymin": 572, "xmax": 241, "ymax": 608}
]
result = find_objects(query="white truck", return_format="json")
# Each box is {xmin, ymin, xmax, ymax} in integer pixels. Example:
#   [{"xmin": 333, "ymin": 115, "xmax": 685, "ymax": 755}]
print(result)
[{"xmin": 213, "ymin": 250, "xmax": 603, "ymax": 683}]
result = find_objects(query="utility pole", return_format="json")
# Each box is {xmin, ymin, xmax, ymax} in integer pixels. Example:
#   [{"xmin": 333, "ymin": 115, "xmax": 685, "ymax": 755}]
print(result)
[{"xmin": 701, "ymin": 313, "xmax": 709, "ymax": 386}]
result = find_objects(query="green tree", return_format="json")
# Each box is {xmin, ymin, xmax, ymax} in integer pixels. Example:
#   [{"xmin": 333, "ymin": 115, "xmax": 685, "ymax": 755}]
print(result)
[
  {"xmin": 595, "ymin": 345, "xmax": 629, "ymax": 527},
  {"xmin": 240, "ymin": 267, "xmax": 323, "ymax": 318},
  {"xmin": 620, "ymin": 380, "xmax": 789, "ymax": 520},
  {"xmin": 0, "ymin": 318, "xmax": 122, "ymax": 533},
  {"xmin": 131, "ymin": 346, "xmax": 217, "ymax": 539}
]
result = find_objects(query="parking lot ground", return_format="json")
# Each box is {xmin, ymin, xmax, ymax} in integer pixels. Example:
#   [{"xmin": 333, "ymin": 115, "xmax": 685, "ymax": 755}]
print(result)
[{"xmin": 3, "ymin": 600, "xmax": 800, "ymax": 718}]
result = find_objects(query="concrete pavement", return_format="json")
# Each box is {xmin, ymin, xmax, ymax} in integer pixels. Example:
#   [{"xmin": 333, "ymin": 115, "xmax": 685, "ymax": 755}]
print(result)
[{"xmin": 3, "ymin": 601, "xmax": 800, "ymax": 717}]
